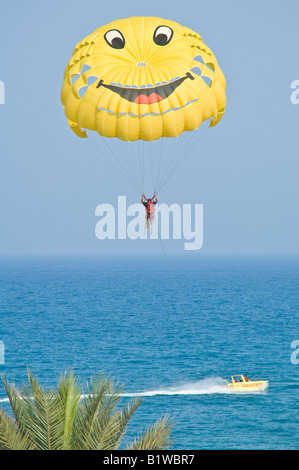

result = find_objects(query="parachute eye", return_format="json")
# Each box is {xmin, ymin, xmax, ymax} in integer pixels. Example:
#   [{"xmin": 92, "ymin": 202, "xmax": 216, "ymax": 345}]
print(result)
[
  {"xmin": 104, "ymin": 29, "xmax": 125, "ymax": 49},
  {"xmin": 153, "ymin": 26, "xmax": 173, "ymax": 46}
]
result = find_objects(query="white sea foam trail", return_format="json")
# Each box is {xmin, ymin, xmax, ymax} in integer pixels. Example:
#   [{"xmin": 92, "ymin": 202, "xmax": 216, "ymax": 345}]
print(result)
[
  {"xmin": 120, "ymin": 377, "xmax": 231, "ymax": 397},
  {"xmin": 0, "ymin": 397, "xmax": 9, "ymax": 403},
  {"xmin": 0, "ymin": 378, "xmax": 232, "ymax": 403}
]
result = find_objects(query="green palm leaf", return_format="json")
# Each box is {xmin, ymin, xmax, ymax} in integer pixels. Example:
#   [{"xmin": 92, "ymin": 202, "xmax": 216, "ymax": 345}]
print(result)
[
  {"xmin": 0, "ymin": 369, "xmax": 173, "ymax": 450},
  {"xmin": 127, "ymin": 416, "xmax": 174, "ymax": 450},
  {"xmin": 57, "ymin": 371, "xmax": 81, "ymax": 449},
  {"xmin": 0, "ymin": 409, "xmax": 35, "ymax": 450}
]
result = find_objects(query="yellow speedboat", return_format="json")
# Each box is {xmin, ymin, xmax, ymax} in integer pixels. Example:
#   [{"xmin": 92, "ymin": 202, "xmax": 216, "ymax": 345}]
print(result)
[{"xmin": 226, "ymin": 375, "xmax": 269, "ymax": 392}]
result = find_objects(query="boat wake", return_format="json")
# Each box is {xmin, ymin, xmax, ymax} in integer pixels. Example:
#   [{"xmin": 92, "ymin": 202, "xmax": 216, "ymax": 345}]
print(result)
[
  {"xmin": 0, "ymin": 378, "xmax": 227, "ymax": 405},
  {"xmin": 120, "ymin": 377, "xmax": 231, "ymax": 397},
  {"xmin": 0, "ymin": 377, "xmax": 268, "ymax": 404},
  {"xmin": 0, "ymin": 378, "xmax": 229, "ymax": 404}
]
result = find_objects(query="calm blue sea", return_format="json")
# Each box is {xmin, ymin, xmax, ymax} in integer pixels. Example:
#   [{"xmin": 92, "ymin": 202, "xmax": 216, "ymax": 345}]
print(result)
[{"xmin": 0, "ymin": 254, "xmax": 298, "ymax": 449}]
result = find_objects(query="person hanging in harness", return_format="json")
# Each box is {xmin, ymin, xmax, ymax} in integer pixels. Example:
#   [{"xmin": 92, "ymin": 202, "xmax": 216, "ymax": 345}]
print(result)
[{"xmin": 141, "ymin": 193, "xmax": 158, "ymax": 234}]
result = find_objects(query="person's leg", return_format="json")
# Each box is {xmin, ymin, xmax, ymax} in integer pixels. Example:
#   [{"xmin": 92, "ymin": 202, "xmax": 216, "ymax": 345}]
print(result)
[
  {"xmin": 150, "ymin": 216, "xmax": 155, "ymax": 234},
  {"xmin": 144, "ymin": 215, "xmax": 149, "ymax": 233}
]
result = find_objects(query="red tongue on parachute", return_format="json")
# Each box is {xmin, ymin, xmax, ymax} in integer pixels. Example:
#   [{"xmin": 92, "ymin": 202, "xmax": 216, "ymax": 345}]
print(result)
[{"xmin": 134, "ymin": 93, "xmax": 162, "ymax": 104}]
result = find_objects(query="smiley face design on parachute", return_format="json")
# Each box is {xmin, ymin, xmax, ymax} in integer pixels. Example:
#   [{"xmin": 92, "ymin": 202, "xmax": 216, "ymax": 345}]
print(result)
[
  {"xmin": 61, "ymin": 17, "xmax": 226, "ymax": 141},
  {"xmin": 97, "ymin": 26, "xmax": 195, "ymax": 105}
]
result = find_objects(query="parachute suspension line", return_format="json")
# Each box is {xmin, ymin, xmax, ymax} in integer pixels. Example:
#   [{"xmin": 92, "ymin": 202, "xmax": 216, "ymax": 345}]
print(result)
[
  {"xmin": 155, "ymin": 120, "xmax": 211, "ymax": 194},
  {"xmin": 150, "ymin": 147, "xmax": 156, "ymax": 194},
  {"xmin": 87, "ymin": 133, "xmax": 142, "ymax": 194},
  {"xmin": 149, "ymin": 140, "xmax": 156, "ymax": 194},
  {"xmin": 132, "ymin": 142, "xmax": 144, "ymax": 194},
  {"xmin": 154, "ymin": 136, "xmax": 167, "ymax": 194},
  {"xmin": 159, "ymin": 237, "xmax": 224, "ymax": 379},
  {"xmin": 87, "ymin": 119, "xmax": 211, "ymax": 196},
  {"xmin": 115, "ymin": 139, "xmax": 144, "ymax": 194},
  {"xmin": 154, "ymin": 130, "xmax": 192, "ymax": 194},
  {"xmin": 137, "ymin": 141, "xmax": 146, "ymax": 195},
  {"xmin": 88, "ymin": 135, "xmax": 132, "ymax": 189},
  {"xmin": 150, "ymin": 129, "xmax": 193, "ymax": 195},
  {"xmin": 140, "ymin": 140, "xmax": 146, "ymax": 195},
  {"xmin": 158, "ymin": 137, "xmax": 176, "ymax": 194},
  {"xmin": 168, "ymin": 121, "xmax": 210, "ymax": 192},
  {"xmin": 141, "ymin": 144, "xmax": 146, "ymax": 194},
  {"xmin": 149, "ymin": 138, "xmax": 164, "ymax": 196},
  {"xmin": 154, "ymin": 136, "xmax": 184, "ymax": 195}
]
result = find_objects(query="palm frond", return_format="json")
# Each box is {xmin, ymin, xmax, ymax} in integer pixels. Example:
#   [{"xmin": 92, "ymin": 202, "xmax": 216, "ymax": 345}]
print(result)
[
  {"xmin": 73, "ymin": 374, "xmax": 123, "ymax": 450},
  {"xmin": 0, "ymin": 409, "xmax": 35, "ymax": 450},
  {"xmin": 1, "ymin": 374, "xmax": 24, "ymax": 425},
  {"xmin": 12, "ymin": 369, "xmax": 65, "ymax": 450},
  {"xmin": 1, "ymin": 369, "xmax": 174, "ymax": 450},
  {"xmin": 57, "ymin": 371, "xmax": 81, "ymax": 450},
  {"xmin": 111, "ymin": 396, "xmax": 142, "ymax": 449},
  {"xmin": 127, "ymin": 415, "xmax": 173, "ymax": 450}
]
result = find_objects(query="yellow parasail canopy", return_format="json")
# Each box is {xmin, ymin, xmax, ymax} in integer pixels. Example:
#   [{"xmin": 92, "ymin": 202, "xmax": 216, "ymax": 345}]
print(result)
[{"xmin": 61, "ymin": 16, "xmax": 226, "ymax": 142}]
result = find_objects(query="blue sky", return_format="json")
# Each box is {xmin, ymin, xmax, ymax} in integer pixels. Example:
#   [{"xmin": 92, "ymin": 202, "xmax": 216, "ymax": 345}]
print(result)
[{"xmin": 0, "ymin": 0, "xmax": 298, "ymax": 255}]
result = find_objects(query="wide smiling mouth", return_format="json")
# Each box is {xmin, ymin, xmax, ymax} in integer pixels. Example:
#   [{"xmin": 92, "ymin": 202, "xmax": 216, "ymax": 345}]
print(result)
[{"xmin": 96, "ymin": 72, "xmax": 194, "ymax": 104}]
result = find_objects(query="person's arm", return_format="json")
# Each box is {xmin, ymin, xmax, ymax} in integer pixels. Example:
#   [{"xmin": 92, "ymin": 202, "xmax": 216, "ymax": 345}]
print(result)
[
  {"xmin": 141, "ymin": 194, "xmax": 145, "ymax": 203},
  {"xmin": 153, "ymin": 194, "xmax": 158, "ymax": 203}
]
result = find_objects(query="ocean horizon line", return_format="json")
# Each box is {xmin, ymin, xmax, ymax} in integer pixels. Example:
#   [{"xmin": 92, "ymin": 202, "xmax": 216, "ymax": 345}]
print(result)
[{"xmin": 0, "ymin": 252, "xmax": 298, "ymax": 258}]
